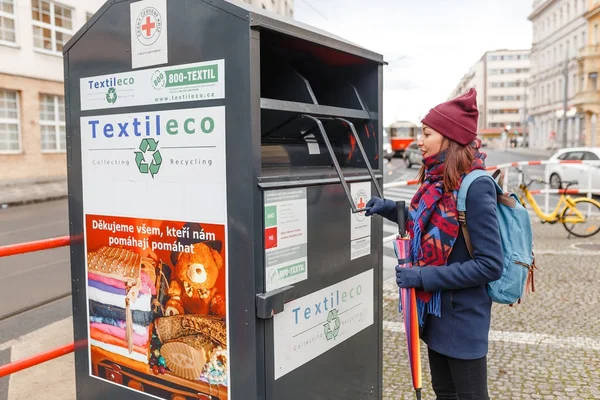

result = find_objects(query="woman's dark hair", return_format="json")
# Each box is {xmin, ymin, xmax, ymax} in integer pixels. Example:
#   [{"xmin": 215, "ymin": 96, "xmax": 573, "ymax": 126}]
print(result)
[{"xmin": 417, "ymin": 137, "xmax": 474, "ymax": 192}]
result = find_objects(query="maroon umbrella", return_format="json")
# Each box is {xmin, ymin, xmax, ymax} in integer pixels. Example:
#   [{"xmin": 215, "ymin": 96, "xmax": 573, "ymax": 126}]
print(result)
[{"xmin": 393, "ymin": 200, "xmax": 422, "ymax": 400}]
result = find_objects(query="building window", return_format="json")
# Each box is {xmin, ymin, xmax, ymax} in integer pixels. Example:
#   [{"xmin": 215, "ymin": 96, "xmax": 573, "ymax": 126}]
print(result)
[
  {"xmin": 0, "ymin": 0, "xmax": 16, "ymax": 44},
  {"xmin": 559, "ymin": 8, "xmax": 563, "ymax": 26},
  {"xmin": 489, "ymin": 109, "xmax": 519, "ymax": 114},
  {"xmin": 0, "ymin": 89, "xmax": 20, "ymax": 152},
  {"xmin": 595, "ymin": 24, "xmax": 598, "ymax": 46},
  {"xmin": 488, "ymin": 95, "xmax": 521, "ymax": 101},
  {"xmin": 589, "ymin": 73, "xmax": 598, "ymax": 91},
  {"xmin": 39, "ymin": 94, "xmax": 65, "ymax": 152},
  {"xmin": 31, "ymin": 0, "xmax": 73, "ymax": 54}
]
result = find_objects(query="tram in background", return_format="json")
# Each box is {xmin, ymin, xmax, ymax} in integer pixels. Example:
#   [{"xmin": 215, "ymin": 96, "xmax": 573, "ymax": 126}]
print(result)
[{"xmin": 386, "ymin": 121, "xmax": 420, "ymax": 156}]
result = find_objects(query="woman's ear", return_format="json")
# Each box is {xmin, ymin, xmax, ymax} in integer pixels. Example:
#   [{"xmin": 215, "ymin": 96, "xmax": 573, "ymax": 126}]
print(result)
[{"xmin": 440, "ymin": 137, "xmax": 450, "ymax": 153}]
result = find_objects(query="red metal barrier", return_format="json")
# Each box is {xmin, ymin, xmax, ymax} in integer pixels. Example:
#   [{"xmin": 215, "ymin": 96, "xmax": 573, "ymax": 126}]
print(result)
[
  {"xmin": 0, "ymin": 235, "xmax": 71, "ymax": 258},
  {"xmin": 0, "ymin": 236, "xmax": 76, "ymax": 376},
  {"xmin": 0, "ymin": 343, "xmax": 75, "ymax": 378}
]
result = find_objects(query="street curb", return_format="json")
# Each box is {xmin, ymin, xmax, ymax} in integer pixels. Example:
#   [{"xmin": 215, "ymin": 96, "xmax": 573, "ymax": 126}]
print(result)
[{"xmin": 0, "ymin": 194, "xmax": 68, "ymax": 208}]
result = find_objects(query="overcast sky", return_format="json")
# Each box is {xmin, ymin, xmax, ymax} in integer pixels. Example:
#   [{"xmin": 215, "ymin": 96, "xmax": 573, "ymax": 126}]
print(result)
[{"xmin": 294, "ymin": 0, "xmax": 534, "ymax": 126}]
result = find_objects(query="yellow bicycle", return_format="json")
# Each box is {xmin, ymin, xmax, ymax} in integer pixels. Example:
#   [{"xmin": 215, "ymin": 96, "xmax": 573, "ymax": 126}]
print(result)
[{"xmin": 515, "ymin": 169, "xmax": 600, "ymax": 238}]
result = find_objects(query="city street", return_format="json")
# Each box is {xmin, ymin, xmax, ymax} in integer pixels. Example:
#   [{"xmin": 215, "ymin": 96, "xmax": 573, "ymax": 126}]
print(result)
[
  {"xmin": 2, "ymin": 0, "xmax": 599, "ymax": 398},
  {"xmin": 2, "ymin": 148, "xmax": 596, "ymax": 399}
]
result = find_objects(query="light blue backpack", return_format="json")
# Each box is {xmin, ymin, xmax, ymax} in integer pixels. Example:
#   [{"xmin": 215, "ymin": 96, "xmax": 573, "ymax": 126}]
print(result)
[{"xmin": 457, "ymin": 169, "xmax": 536, "ymax": 305}]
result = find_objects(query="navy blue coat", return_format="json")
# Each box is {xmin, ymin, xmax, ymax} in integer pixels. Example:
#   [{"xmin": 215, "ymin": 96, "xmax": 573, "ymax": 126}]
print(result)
[{"xmin": 418, "ymin": 176, "xmax": 503, "ymax": 360}]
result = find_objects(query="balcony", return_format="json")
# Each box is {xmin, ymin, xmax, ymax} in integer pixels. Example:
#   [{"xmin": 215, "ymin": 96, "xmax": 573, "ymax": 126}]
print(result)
[
  {"xmin": 577, "ymin": 45, "xmax": 600, "ymax": 61},
  {"xmin": 573, "ymin": 90, "xmax": 600, "ymax": 114}
]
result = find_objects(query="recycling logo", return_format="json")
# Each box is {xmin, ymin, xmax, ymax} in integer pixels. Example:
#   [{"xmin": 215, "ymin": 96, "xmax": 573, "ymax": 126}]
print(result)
[
  {"xmin": 134, "ymin": 138, "xmax": 162, "ymax": 178},
  {"xmin": 323, "ymin": 309, "xmax": 341, "ymax": 341},
  {"xmin": 106, "ymin": 87, "xmax": 117, "ymax": 104}
]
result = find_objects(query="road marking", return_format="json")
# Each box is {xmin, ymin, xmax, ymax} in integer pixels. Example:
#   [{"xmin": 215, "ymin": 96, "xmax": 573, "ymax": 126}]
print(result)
[
  {"xmin": 0, "ymin": 317, "xmax": 72, "ymax": 352},
  {"xmin": 383, "ymin": 320, "xmax": 600, "ymax": 350},
  {"xmin": 535, "ymin": 249, "xmax": 600, "ymax": 255},
  {"xmin": 8, "ymin": 317, "xmax": 74, "ymax": 399},
  {"xmin": 0, "ymin": 338, "xmax": 19, "ymax": 352}
]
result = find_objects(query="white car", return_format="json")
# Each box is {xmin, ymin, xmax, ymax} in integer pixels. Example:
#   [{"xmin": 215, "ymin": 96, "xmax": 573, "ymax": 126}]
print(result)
[{"xmin": 544, "ymin": 147, "xmax": 600, "ymax": 189}]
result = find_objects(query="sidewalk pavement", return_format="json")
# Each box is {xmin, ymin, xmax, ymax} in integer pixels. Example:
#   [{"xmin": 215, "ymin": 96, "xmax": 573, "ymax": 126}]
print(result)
[{"xmin": 0, "ymin": 178, "xmax": 67, "ymax": 207}]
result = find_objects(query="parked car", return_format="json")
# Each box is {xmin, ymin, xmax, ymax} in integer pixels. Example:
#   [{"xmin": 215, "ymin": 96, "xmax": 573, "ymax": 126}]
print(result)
[
  {"xmin": 403, "ymin": 141, "xmax": 422, "ymax": 168},
  {"xmin": 383, "ymin": 130, "xmax": 395, "ymax": 161},
  {"xmin": 544, "ymin": 147, "xmax": 600, "ymax": 189}
]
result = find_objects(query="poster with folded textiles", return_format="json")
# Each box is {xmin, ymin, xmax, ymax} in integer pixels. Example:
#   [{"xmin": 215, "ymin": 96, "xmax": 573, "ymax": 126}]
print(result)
[{"xmin": 85, "ymin": 215, "xmax": 228, "ymax": 399}]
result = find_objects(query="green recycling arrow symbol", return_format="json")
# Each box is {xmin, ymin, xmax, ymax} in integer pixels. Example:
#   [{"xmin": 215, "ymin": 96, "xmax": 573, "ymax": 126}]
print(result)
[
  {"xmin": 134, "ymin": 138, "xmax": 162, "ymax": 178},
  {"xmin": 106, "ymin": 87, "xmax": 117, "ymax": 104},
  {"xmin": 323, "ymin": 309, "xmax": 340, "ymax": 341}
]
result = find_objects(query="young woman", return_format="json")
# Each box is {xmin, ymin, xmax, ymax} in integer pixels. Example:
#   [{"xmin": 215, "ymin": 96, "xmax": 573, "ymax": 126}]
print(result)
[{"xmin": 366, "ymin": 88, "xmax": 502, "ymax": 400}]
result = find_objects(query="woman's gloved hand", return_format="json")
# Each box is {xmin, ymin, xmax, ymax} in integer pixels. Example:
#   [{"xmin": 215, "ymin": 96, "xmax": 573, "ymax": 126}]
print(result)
[
  {"xmin": 365, "ymin": 197, "xmax": 398, "ymax": 222},
  {"xmin": 395, "ymin": 265, "xmax": 423, "ymax": 288}
]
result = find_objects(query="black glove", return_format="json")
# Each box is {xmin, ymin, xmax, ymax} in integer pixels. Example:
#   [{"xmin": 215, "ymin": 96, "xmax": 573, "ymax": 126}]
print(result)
[
  {"xmin": 395, "ymin": 265, "xmax": 423, "ymax": 288},
  {"xmin": 365, "ymin": 196, "xmax": 398, "ymax": 222}
]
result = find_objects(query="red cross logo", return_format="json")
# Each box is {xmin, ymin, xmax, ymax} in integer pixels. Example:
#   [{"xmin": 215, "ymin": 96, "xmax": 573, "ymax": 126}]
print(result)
[
  {"xmin": 357, "ymin": 196, "xmax": 366, "ymax": 209},
  {"xmin": 141, "ymin": 16, "xmax": 156, "ymax": 38}
]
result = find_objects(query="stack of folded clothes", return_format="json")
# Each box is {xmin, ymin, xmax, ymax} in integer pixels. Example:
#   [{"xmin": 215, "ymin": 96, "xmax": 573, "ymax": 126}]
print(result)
[{"xmin": 87, "ymin": 247, "xmax": 157, "ymax": 364}]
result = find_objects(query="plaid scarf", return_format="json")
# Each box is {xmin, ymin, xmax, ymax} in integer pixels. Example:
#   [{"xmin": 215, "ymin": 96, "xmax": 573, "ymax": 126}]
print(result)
[{"xmin": 407, "ymin": 140, "xmax": 486, "ymax": 325}]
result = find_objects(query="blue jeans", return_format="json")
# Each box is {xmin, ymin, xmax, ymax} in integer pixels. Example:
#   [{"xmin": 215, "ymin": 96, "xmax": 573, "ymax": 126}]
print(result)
[{"xmin": 428, "ymin": 348, "xmax": 490, "ymax": 400}]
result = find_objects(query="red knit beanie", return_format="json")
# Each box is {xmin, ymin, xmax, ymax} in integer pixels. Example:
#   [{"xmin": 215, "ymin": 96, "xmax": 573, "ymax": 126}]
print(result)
[{"xmin": 421, "ymin": 88, "xmax": 479, "ymax": 145}]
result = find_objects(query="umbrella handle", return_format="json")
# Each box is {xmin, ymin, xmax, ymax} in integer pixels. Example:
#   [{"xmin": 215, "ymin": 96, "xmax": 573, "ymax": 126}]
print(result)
[{"xmin": 396, "ymin": 201, "xmax": 406, "ymax": 236}]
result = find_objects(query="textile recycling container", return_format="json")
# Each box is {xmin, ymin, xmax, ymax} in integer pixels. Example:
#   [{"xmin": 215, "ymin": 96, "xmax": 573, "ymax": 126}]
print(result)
[{"xmin": 63, "ymin": 0, "xmax": 386, "ymax": 399}]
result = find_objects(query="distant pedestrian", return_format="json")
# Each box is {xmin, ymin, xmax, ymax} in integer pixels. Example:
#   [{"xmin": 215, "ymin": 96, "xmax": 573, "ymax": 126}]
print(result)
[{"xmin": 366, "ymin": 88, "xmax": 502, "ymax": 400}]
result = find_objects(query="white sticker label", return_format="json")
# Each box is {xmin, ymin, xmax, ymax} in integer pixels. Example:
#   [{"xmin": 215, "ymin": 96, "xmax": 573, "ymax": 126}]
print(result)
[
  {"xmin": 304, "ymin": 133, "xmax": 320, "ymax": 155},
  {"xmin": 350, "ymin": 182, "xmax": 371, "ymax": 260},
  {"xmin": 131, "ymin": 0, "xmax": 168, "ymax": 68},
  {"xmin": 80, "ymin": 106, "xmax": 226, "ymax": 220},
  {"xmin": 264, "ymin": 188, "xmax": 308, "ymax": 291},
  {"xmin": 273, "ymin": 269, "xmax": 374, "ymax": 379},
  {"xmin": 80, "ymin": 60, "xmax": 225, "ymax": 111}
]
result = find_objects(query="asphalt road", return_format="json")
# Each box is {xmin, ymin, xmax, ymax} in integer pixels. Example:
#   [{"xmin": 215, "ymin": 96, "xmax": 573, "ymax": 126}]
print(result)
[
  {"xmin": 0, "ymin": 200, "xmax": 70, "ymax": 321},
  {"xmin": 0, "ymin": 148, "xmax": 547, "ymax": 343}
]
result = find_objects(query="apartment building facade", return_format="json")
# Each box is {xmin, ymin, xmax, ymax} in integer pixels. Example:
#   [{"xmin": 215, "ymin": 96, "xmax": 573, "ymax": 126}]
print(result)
[
  {"xmin": 528, "ymin": 0, "xmax": 588, "ymax": 149},
  {"xmin": 448, "ymin": 59, "xmax": 486, "ymax": 132},
  {"xmin": 573, "ymin": 0, "xmax": 600, "ymax": 147},
  {"xmin": 0, "ymin": 0, "xmax": 294, "ymax": 184},
  {"xmin": 448, "ymin": 49, "xmax": 531, "ymax": 140},
  {"xmin": 0, "ymin": 0, "xmax": 105, "ymax": 183}
]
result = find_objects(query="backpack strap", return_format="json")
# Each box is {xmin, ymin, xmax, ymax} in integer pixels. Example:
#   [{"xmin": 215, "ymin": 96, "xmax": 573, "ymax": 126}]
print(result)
[{"xmin": 456, "ymin": 170, "xmax": 502, "ymax": 258}]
